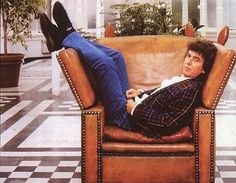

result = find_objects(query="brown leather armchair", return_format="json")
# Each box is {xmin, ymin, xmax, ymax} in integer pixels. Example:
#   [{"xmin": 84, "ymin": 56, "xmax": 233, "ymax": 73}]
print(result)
[{"xmin": 57, "ymin": 35, "xmax": 236, "ymax": 183}]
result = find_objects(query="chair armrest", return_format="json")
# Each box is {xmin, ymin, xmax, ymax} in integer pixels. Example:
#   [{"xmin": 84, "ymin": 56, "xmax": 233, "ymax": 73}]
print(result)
[
  {"xmin": 81, "ymin": 103, "xmax": 105, "ymax": 183},
  {"xmin": 193, "ymin": 107, "xmax": 215, "ymax": 183},
  {"xmin": 57, "ymin": 48, "xmax": 96, "ymax": 109}
]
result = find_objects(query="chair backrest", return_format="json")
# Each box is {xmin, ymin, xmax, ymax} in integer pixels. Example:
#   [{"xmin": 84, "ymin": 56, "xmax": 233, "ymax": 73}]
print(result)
[
  {"xmin": 217, "ymin": 26, "xmax": 230, "ymax": 45},
  {"xmin": 98, "ymin": 36, "xmax": 192, "ymax": 90},
  {"xmin": 98, "ymin": 36, "xmax": 236, "ymax": 110},
  {"xmin": 184, "ymin": 22, "xmax": 195, "ymax": 37}
]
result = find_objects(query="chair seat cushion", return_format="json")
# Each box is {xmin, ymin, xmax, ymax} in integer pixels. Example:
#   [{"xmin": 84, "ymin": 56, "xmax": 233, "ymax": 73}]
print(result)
[{"xmin": 103, "ymin": 126, "xmax": 193, "ymax": 144}]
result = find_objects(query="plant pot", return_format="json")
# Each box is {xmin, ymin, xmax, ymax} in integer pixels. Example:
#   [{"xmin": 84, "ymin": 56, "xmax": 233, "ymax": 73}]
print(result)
[{"xmin": 0, "ymin": 53, "xmax": 24, "ymax": 88}]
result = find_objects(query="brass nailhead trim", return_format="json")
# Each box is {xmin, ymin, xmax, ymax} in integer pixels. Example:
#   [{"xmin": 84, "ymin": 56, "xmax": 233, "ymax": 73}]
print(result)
[
  {"xmin": 81, "ymin": 111, "xmax": 102, "ymax": 183},
  {"xmin": 195, "ymin": 111, "xmax": 216, "ymax": 183},
  {"xmin": 102, "ymin": 152, "xmax": 194, "ymax": 157},
  {"xmin": 212, "ymin": 53, "xmax": 236, "ymax": 108},
  {"xmin": 210, "ymin": 112, "xmax": 215, "ymax": 183},
  {"xmin": 97, "ymin": 112, "xmax": 102, "ymax": 183},
  {"xmin": 56, "ymin": 54, "xmax": 85, "ymax": 110},
  {"xmin": 195, "ymin": 112, "xmax": 200, "ymax": 183},
  {"xmin": 81, "ymin": 112, "xmax": 86, "ymax": 183}
]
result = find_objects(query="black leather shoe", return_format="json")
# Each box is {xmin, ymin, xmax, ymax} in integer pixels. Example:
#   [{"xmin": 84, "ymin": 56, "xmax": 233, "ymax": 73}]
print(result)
[
  {"xmin": 53, "ymin": 1, "xmax": 75, "ymax": 37},
  {"xmin": 39, "ymin": 13, "xmax": 63, "ymax": 52}
]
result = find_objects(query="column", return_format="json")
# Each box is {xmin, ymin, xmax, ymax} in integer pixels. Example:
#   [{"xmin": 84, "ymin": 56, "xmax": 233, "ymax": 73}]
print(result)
[
  {"xmin": 51, "ymin": 50, "xmax": 62, "ymax": 96},
  {"xmin": 216, "ymin": 0, "xmax": 224, "ymax": 32},
  {"xmin": 182, "ymin": 0, "xmax": 188, "ymax": 25},
  {"xmin": 96, "ymin": 0, "xmax": 104, "ymax": 38},
  {"xmin": 199, "ymin": 0, "xmax": 207, "ymax": 36},
  {"xmin": 81, "ymin": 0, "xmax": 88, "ymax": 29}
]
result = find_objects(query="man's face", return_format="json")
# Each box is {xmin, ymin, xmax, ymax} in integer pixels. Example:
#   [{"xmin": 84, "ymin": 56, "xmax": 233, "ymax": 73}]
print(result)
[{"xmin": 183, "ymin": 50, "xmax": 205, "ymax": 77}]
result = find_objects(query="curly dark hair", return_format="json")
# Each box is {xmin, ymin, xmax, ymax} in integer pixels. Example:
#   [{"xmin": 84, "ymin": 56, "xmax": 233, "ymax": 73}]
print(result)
[{"xmin": 187, "ymin": 40, "xmax": 217, "ymax": 76}]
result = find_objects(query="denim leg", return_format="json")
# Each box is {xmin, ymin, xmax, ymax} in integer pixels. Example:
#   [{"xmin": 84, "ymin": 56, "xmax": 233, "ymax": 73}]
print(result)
[
  {"xmin": 89, "ymin": 41, "xmax": 129, "ymax": 94},
  {"xmin": 62, "ymin": 32, "xmax": 131, "ymax": 129}
]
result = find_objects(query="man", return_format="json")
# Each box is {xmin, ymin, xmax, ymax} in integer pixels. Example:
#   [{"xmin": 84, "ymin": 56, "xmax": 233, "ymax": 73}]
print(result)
[{"xmin": 40, "ymin": 1, "xmax": 217, "ymax": 138}]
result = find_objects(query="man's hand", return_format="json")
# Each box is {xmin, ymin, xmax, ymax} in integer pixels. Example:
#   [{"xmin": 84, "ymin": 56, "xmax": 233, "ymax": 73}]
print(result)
[
  {"xmin": 126, "ymin": 99, "xmax": 137, "ymax": 114},
  {"xmin": 126, "ymin": 88, "xmax": 141, "ymax": 99}
]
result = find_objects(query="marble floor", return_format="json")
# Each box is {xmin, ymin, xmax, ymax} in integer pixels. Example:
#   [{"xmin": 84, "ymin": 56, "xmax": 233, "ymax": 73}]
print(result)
[{"xmin": 0, "ymin": 58, "xmax": 236, "ymax": 183}]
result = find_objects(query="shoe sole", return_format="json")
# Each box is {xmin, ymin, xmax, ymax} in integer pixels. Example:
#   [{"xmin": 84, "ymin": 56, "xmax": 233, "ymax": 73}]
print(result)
[{"xmin": 40, "ymin": 14, "xmax": 55, "ymax": 52}]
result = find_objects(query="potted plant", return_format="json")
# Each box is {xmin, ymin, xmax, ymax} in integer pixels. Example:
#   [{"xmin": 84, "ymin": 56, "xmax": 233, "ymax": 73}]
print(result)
[
  {"xmin": 110, "ymin": 1, "xmax": 178, "ymax": 36},
  {"xmin": 0, "ymin": 0, "xmax": 46, "ymax": 87}
]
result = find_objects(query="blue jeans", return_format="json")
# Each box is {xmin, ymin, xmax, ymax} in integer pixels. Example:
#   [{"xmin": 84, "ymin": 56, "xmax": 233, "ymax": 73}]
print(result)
[{"xmin": 62, "ymin": 32, "xmax": 132, "ymax": 129}]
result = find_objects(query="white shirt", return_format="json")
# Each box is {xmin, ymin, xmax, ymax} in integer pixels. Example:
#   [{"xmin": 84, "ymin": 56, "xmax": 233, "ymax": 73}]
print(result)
[{"xmin": 131, "ymin": 75, "xmax": 191, "ymax": 115}]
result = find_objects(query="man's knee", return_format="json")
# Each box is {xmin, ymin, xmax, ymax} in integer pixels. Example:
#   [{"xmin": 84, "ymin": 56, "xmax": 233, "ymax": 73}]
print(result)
[{"xmin": 96, "ymin": 59, "xmax": 116, "ymax": 71}]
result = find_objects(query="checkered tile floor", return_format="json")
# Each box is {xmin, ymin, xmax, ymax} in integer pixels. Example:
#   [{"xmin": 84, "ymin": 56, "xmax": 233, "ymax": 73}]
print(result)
[
  {"xmin": 0, "ymin": 59, "xmax": 236, "ymax": 183},
  {"xmin": 0, "ymin": 159, "xmax": 81, "ymax": 183}
]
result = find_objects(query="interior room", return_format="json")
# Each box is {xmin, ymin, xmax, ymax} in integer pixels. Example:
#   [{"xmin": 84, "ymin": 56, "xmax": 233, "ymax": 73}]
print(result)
[{"xmin": 1, "ymin": 0, "xmax": 235, "ymax": 183}]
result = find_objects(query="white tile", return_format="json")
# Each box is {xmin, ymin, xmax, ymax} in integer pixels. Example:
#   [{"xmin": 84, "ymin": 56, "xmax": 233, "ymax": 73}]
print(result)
[
  {"xmin": 0, "ymin": 151, "xmax": 81, "ymax": 157},
  {"xmin": 25, "ymin": 178, "xmax": 49, "ymax": 183},
  {"xmin": 216, "ymin": 110, "xmax": 236, "ymax": 114},
  {"xmin": 62, "ymin": 101, "xmax": 75, "ymax": 104},
  {"xmin": 220, "ymin": 171, "xmax": 236, "ymax": 178},
  {"xmin": 228, "ymin": 104, "xmax": 236, "ymax": 107},
  {"xmin": 0, "ymin": 178, "xmax": 7, "ymax": 183},
  {"xmin": 19, "ymin": 161, "xmax": 41, "ymax": 166},
  {"xmin": 224, "ymin": 99, "xmax": 236, "ymax": 103},
  {"xmin": 0, "ymin": 166, "xmax": 16, "ymax": 172},
  {"xmin": 58, "ymin": 161, "xmax": 79, "ymax": 167},
  {"xmin": 34, "ymin": 166, "xmax": 57, "ymax": 172},
  {"xmin": 214, "ymin": 178, "xmax": 224, "ymax": 183},
  {"xmin": 69, "ymin": 107, "xmax": 80, "ymax": 111},
  {"xmin": 75, "ymin": 166, "xmax": 81, "ymax": 172},
  {"xmin": 69, "ymin": 178, "xmax": 82, "ymax": 183},
  {"xmin": 19, "ymin": 116, "xmax": 81, "ymax": 148},
  {"xmin": 51, "ymin": 172, "xmax": 74, "ymax": 178},
  {"xmin": 0, "ymin": 92, "xmax": 24, "ymax": 96},
  {"xmin": 1, "ymin": 100, "xmax": 32, "ymax": 124},
  {"xmin": 1, "ymin": 100, "xmax": 11, "ymax": 103},
  {"xmin": 216, "ymin": 160, "xmax": 236, "ymax": 166},
  {"xmin": 8, "ymin": 172, "xmax": 33, "ymax": 178},
  {"xmin": 217, "ymin": 101, "xmax": 226, "ymax": 105},
  {"xmin": 59, "ymin": 105, "xmax": 71, "ymax": 108},
  {"xmin": 61, "ymin": 83, "xmax": 70, "ymax": 91},
  {"xmin": 0, "ymin": 100, "xmax": 54, "ymax": 148},
  {"xmin": 216, "ymin": 114, "xmax": 236, "ymax": 147},
  {"xmin": 41, "ymin": 111, "xmax": 81, "ymax": 115},
  {"xmin": 216, "ymin": 151, "xmax": 236, "ymax": 156},
  {"xmin": 216, "ymin": 106, "xmax": 229, "ymax": 109},
  {"xmin": 228, "ymin": 78, "xmax": 236, "ymax": 89}
]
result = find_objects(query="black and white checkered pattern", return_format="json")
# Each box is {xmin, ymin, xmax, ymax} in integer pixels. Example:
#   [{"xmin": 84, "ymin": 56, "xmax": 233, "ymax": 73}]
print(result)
[{"xmin": 0, "ymin": 159, "xmax": 81, "ymax": 183}]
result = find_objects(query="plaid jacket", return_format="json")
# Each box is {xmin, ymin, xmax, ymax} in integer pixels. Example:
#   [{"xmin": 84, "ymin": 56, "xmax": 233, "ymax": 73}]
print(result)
[{"xmin": 131, "ymin": 77, "xmax": 204, "ymax": 137}]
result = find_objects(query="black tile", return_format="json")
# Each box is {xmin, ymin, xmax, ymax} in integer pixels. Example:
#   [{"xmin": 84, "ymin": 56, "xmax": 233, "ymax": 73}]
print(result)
[
  {"xmin": 222, "ymin": 178, "xmax": 236, "ymax": 183},
  {"xmin": 48, "ymin": 178, "xmax": 71, "ymax": 183},
  {"xmin": 218, "ymin": 166, "xmax": 236, "ymax": 171}
]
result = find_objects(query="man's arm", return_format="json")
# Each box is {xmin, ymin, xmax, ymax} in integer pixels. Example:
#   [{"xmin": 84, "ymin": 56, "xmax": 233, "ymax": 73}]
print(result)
[{"xmin": 132, "ymin": 86, "xmax": 199, "ymax": 128}]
